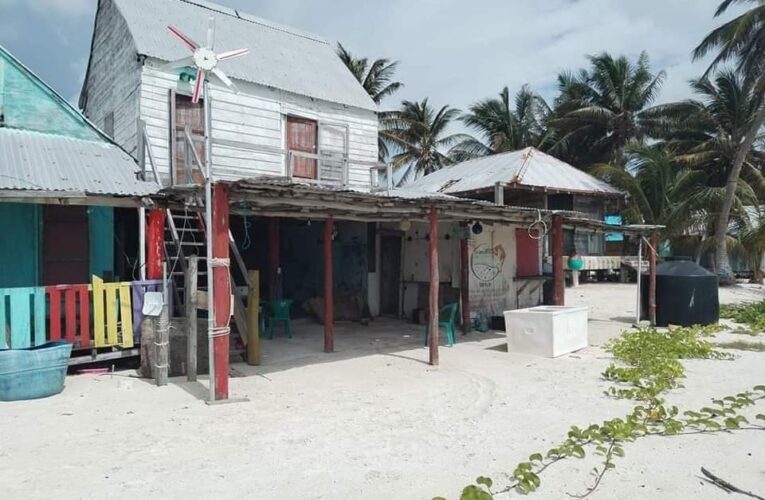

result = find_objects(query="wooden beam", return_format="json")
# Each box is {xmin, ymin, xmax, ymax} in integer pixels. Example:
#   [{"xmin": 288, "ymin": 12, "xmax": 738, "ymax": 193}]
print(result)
[
  {"xmin": 268, "ymin": 218, "xmax": 281, "ymax": 299},
  {"xmin": 552, "ymin": 214, "xmax": 565, "ymax": 306},
  {"xmin": 649, "ymin": 234, "xmax": 658, "ymax": 326},
  {"xmin": 146, "ymin": 209, "xmax": 165, "ymax": 280},
  {"xmin": 460, "ymin": 222, "xmax": 470, "ymax": 335},
  {"xmin": 185, "ymin": 256, "xmax": 198, "ymax": 381},
  {"xmin": 429, "ymin": 206, "xmax": 440, "ymax": 366},
  {"xmin": 212, "ymin": 183, "xmax": 230, "ymax": 400},
  {"xmin": 324, "ymin": 216, "xmax": 335, "ymax": 353},
  {"xmin": 247, "ymin": 270, "xmax": 261, "ymax": 365}
]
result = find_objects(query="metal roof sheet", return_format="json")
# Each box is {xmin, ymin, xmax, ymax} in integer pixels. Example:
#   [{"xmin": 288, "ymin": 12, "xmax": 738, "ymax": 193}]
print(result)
[
  {"xmin": 112, "ymin": 0, "xmax": 377, "ymax": 112},
  {"xmin": 405, "ymin": 147, "xmax": 623, "ymax": 196},
  {"xmin": 0, "ymin": 128, "xmax": 159, "ymax": 197}
]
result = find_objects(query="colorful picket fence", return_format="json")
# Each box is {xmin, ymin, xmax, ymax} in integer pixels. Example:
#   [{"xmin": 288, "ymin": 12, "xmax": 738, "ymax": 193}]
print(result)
[{"xmin": 0, "ymin": 277, "xmax": 165, "ymax": 351}]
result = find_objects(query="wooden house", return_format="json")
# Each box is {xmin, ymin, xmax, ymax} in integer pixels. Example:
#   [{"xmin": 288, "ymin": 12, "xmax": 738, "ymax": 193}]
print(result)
[
  {"xmin": 80, "ymin": 0, "xmax": 379, "ymax": 190},
  {"xmin": 0, "ymin": 44, "xmax": 159, "ymax": 359}
]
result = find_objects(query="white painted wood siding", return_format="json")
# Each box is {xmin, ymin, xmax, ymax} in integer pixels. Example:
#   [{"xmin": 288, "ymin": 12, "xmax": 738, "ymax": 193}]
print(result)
[
  {"xmin": 81, "ymin": 0, "xmax": 142, "ymax": 157},
  {"xmin": 139, "ymin": 61, "xmax": 378, "ymax": 189}
]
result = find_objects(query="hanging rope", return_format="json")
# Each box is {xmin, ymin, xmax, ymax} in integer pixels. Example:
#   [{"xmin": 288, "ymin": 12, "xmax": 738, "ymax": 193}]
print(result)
[
  {"xmin": 241, "ymin": 216, "xmax": 252, "ymax": 250},
  {"xmin": 528, "ymin": 209, "xmax": 549, "ymax": 240}
]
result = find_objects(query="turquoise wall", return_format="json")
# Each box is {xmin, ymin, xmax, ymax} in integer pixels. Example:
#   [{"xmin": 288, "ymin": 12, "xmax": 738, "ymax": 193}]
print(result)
[
  {"xmin": 88, "ymin": 206, "xmax": 114, "ymax": 278},
  {"xmin": 0, "ymin": 203, "xmax": 40, "ymax": 287}
]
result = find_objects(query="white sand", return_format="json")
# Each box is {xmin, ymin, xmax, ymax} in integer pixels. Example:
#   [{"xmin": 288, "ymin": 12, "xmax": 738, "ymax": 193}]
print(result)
[{"xmin": 1, "ymin": 283, "xmax": 764, "ymax": 499}]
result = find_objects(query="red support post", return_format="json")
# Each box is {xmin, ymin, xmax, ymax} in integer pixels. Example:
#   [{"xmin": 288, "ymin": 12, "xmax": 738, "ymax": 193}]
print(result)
[
  {"xmin": 552, "ymin": 214, "xmax": 565, "ymax": 306},
  {"xmin": 460, "ymin": 222, "xmax": 470, "ymax": 335},
  {"xmin": 324, "ymin": 216, "xmax": 334, "ymax": 353},
  {"xmin": 428, "ymin": 207, "xmax": 440, "ymax": 366},
  {"xmin": 268, "ymin": 218, "xmax": 280, "ymax": 300},
  {"xmin": 649, "ymin": 233, "xmax": 658, "ymax": 326},
  {"xmin": 212, "ymin": 183, "xmax": 231, "ymax": 400},
  {"xmin": 146, "ymin": 209, "xmax": 165, "ymax": 280}
]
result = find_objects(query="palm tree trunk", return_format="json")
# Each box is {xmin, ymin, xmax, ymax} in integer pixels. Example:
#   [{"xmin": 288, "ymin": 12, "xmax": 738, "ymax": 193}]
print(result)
[{"xmin": 714, "ymin": 105, "xmax": 765, "ymax": 285}]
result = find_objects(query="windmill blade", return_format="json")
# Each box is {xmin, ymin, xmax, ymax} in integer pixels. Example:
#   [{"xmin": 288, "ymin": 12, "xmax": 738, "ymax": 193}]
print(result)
[
  {"xmin": 162, "ymin": 55, "xmax": 195, "ymax": 71},
  {"xmin": 167, "ymin": 25, "xmax": 199, "ymax": 51},
  {"xmin": 191, "ymin": 68, "xmax": 206, "ymax": 104},
  {"xmin": 207, "ymin": 17, "xmax": 215, "ymax": 49},
  {"xmin": 217, "ymin": 48, "xmax": 250, "ymax": 61},
  {"xmin": 212, "ymin": 68, "xmax": 238, "ymax": 93}
]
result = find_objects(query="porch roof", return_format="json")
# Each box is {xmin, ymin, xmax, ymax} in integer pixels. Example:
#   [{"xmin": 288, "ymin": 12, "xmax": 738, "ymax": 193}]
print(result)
[
  {"xmin": 163, "ymin": 177, "xmax": 659, "ymax": 235},
  {"xmin": 0, "ymin": 128, "xmax": 159, "ymax": 203}
]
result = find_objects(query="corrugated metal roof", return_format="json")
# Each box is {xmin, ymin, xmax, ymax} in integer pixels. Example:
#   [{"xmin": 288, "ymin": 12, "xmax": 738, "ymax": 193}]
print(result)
[
  {"xmin": 112, "ymin": 0, "xmax": 377, "ymax": 112},
  {"xmin": 405, "ymin": 147, "xmax": 623, "ymax": 196},
  {"xmin": 0, "ymin": 128, "xmax": 159, "ymax": 197}
]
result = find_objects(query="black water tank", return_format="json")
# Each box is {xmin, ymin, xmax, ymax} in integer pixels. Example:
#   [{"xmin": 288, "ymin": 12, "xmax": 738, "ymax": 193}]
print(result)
[{"xmin": 640, "ymin": 261, "xmax": 719, "ymax": 327}]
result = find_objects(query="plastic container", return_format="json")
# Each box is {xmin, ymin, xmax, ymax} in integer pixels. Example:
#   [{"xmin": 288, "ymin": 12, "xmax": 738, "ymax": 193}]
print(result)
[
  {"xmin": 0, "ymin": 341, "xmax": 72, "ymax": 401},
  {"xmin": 504, "ymin": 306, "xmax": 588, "ymax": 357}
]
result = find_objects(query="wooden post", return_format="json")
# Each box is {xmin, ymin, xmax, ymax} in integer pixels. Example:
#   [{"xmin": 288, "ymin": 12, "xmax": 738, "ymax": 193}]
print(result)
[
  {"xmin": 552, "ymin": 214, "xmax": 565, "ymax": 306},
  {"xmin": 268, "ymin": 218, "xmax": 281, "ymax": 299},
  {"xmin": 324, "ymin": 217, "xmax": 335, "ymax": 353},
  {"xmin": 247, "ymin": 270, "xmax": 261, "ymax": 365},
  {"xmin": 649, "ymin": 234, "xmax": 658, "ymax": 326},
  {"xmin": 428, "ymin": 207, "xmax": 440, "ymax": 366},
  {"xmin": 156, "ymin": 262, "xmax": 169, "ymax": 387},
  {"xmin": 146, "ymin": 209, "xmax": 165, "ymax": 280},
  {"xmin": 212, "ymin": 183, "xmax": 230, "ymax": 400},
  {"xmin": 460, "ymin": 222, "xmax": 470, "ymax": 335},
  {"xmin": 185, "ymin": 256, "xmax": 198, "ymax": 381}
]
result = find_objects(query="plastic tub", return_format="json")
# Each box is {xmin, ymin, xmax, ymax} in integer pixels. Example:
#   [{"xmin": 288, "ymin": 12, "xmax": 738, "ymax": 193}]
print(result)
[{"xmin": 0, "ymin": 341, "xmax": 72, "ymax": 401}]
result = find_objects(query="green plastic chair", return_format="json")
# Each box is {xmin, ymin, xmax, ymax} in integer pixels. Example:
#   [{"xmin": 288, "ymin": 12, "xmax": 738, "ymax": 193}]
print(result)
[
  {"xmin": 422, "ymin": 302, "xmax": 459, "ymax": 347},
  {"xmin": 266, "ymin": 299, "xmax": 293, "ymax": 339}
]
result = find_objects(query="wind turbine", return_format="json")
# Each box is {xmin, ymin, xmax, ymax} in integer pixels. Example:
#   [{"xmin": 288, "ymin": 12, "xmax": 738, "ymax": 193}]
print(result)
[
  {"xmin": 165, "ymin": 18, "xmax": 249, "ymax": 103},
  {"xmin": 163, "ymin": 17, "xmax": 249, "ymax": 402}
]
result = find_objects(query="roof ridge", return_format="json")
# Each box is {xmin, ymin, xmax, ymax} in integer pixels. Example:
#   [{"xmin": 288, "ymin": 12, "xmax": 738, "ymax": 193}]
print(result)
[{"xmin": 177, "ymin": 0, "xmax": 328, "ymax": 44}]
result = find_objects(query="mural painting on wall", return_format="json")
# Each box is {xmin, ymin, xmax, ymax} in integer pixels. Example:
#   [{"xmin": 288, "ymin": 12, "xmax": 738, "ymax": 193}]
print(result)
[{"xmin": 469, "ymin": 239, "xmax": 512, "ymax": 315}]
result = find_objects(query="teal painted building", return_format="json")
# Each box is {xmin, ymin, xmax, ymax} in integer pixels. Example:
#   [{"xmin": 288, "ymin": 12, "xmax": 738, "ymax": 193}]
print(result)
[{"xmin": 0, "ymin": 45, "xmax": 157, "ymax": 288}]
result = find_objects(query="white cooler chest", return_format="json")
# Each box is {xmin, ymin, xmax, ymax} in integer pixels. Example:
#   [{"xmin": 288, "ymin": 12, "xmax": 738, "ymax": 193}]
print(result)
[{"xmin": 503, "ymin": 306, "xmax": 589, "ymax": 358}]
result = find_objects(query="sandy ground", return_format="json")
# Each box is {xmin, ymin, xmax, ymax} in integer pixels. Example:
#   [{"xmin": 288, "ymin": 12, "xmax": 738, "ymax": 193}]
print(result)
[{"xmin": 1, "ymin": 283, "xmax": 764, "ymax": 500}]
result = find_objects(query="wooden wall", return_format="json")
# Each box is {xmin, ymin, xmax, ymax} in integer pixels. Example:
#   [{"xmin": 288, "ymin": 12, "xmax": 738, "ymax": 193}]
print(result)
[
  {"xmin": 80, "ymin": 0, "xmax": 142, "ymax": 154},
  {"xmin": 138, "ymin": 61, "xmax": 379, "ymax": 189}
]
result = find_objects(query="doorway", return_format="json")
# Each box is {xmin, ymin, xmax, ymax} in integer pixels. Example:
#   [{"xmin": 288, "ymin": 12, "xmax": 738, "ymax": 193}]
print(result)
[
  {"xmin": 379, "ymin": 234, "xmax": 402, "ymax": 316},
  {"xmin": 174, "ymin": 93, "xmax": 205, "ymax": 185},
  {"xmin": 42, "ymin": 206, "xmax": 89, "ymax": 285}
]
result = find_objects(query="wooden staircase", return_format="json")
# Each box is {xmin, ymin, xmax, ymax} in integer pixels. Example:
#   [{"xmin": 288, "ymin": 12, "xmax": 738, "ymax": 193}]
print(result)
[{"xmin": 163, "ymin": 204, "xmax": 250, "ymax": 346}]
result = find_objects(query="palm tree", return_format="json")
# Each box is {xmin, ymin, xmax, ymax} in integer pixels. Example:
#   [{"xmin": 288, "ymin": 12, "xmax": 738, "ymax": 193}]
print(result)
[
  {"xmin": 641, "ymin": 70, "xmax": 765, "ymax": 270},
  {"xmin": 450, "ymin": 85, "xmax": 554, "ymax": 160},
  {"xmin": 693, "ymin": 0, "xmax": 765, "ymax": 283},
  {"xmin": 336, "ymin": 43, "xmax": 404, "ymax": 162},
  {"xmin": 385, "ymin": 99, "xmax": 468, "ymax": 181},
  {"xmin": 336, "ymin": 43, "xmax": 403, "ymax": 104},
  {"xmin": 551, "ymin": 52, "xmax": 666, "ymax": 167}
]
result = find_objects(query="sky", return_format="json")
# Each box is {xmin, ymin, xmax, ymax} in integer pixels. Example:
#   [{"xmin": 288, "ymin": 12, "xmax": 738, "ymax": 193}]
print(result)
[{"xmin": 0, "ymin": 0, "xmax": 745, "ymax": 114}]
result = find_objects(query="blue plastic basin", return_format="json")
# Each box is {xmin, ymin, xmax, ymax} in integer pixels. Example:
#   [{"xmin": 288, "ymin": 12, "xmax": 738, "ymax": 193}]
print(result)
[{"xmin": 0, "ymin": 341, "xmax": 72, "ymax": 401}]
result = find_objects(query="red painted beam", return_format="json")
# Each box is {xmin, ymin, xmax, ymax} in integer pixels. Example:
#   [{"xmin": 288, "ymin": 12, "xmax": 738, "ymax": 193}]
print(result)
[
  {"xmin": 460, "ymin": 223, "xmax": 470, "ymax": 335},
  {"xmin": 649, "ymin": 234, "xmax": 658, "ymax": 326},
  {"xmin": 146, "ymin": 209, "xmax": 165, "ymax": 280},
  {"xmin": 324, "ymin": 216, "xmax": 334, "ymax": 353},
  {"xmin": 552, "ymin": 214, "xmax": 565, "ymax": 306},
  {"xmin": 429, "ymin": 207, "xmax": 440, "ymax": 366},
  {"xmin": 212, "ymin": 183, "xmax": 231, "ymax": 400},
  {"xmin": 268, "ymin": 218, "xmax": 280, "ymax": 300}
]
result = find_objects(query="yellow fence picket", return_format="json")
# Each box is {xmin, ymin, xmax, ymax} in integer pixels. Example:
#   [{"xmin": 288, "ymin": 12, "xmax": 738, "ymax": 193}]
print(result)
[
  {"xmin": 118, "ymin": 283, "xmax": 134, "ymax": 348},
  {"xmin": 92, "ymin": 276, "xmax": 106, "ymax": 347},
  {"xmin": 105, "ymin": 285, "xmax": 119, "ymax": 346}
]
